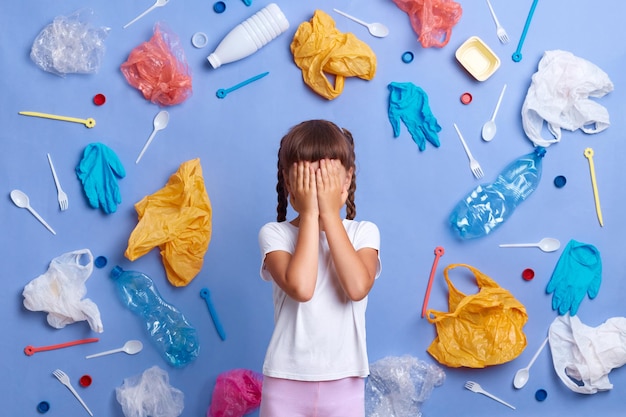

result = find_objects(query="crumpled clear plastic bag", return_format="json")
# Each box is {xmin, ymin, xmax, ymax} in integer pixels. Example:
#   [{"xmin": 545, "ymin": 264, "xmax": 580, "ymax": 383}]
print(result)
[
  {"xmin": 116, "ymin": 366, "xmax": 184, "ymax": 417},
  {"xmin": 125, "ymin": 158, "xmax": 212, "ymax": 287},
  {"xmin": 290, "ymin": 9, "xmax": 376, "ymax": 100},
  {"xmin": 30, "ymin": 9, "xmax": 109, "ymax": 76},
  {"xmin": 207, "ymin": 369, "xmax": 263, "ymax": 417},
  {"xmin": 365, "ymin": 355, "xmax": 445, "ymax": 417},
  {"xmin": 22, "ymin": 249, "xmax": 103, "ymax": 333},
  {"xmin": 121, "ymin": 22, "xmax": 193, "ymax": 106},
  {"xmin": 391, "ymin": 0, "xmax": 462, "ymax": 48}
]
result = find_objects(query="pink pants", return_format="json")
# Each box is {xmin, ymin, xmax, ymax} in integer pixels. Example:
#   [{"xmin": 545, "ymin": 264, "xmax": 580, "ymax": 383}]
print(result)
[{"xmin": 259, "ymin": 376, "xmax": 365, "ymax": 417}]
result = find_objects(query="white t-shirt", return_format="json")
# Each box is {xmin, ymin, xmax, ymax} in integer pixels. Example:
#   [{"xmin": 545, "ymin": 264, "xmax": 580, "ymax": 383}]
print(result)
[{"xmin": 258, "ymin": 219, "xmax": 381, "ymax": 381}]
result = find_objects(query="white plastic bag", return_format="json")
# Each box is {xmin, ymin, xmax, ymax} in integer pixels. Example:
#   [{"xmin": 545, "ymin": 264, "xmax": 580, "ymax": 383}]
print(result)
[
  {"xmin": 522, "ymin": 50, "xmax": 613, "ymax": 147},
  {"xmin": 22, "ymin": 249, "xmax": 103, "ymax": 333}
]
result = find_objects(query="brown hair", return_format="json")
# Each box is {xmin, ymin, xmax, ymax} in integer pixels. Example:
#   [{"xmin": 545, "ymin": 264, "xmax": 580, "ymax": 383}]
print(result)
[{"xmin": 276, "ymin": 120, "xmax": 357, "ymax": 222}]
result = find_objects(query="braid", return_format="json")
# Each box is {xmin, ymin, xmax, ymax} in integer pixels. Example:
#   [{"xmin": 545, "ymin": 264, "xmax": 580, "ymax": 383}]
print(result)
[
  {"xmin": 341, "ymin": 127, "xmax": 357, "ymax": 220},
  {"xmin": 276, "ymin": 160, "xmax": 288, "ymax": 222},
  {"xmin": 346, "ymin": 172, "xmax": 357, "ymax": 220}
]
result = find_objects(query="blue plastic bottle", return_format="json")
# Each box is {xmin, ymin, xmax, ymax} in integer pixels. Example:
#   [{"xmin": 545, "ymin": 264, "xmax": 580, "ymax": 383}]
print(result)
[
  {"xmin": 449, "ymin": 147, "xmax": 546, "ymax": 239},
  {"xmin": 110, "ymin": 266, "xmax": 199, "ymax": 367}
]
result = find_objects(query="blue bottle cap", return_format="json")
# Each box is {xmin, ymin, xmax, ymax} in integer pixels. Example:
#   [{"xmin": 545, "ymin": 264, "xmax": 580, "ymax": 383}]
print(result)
[
  {"xmin": 535, "ymin": 388, "xmax": 548, "ymax": 401},
  {"xmin": 37, "ymin": 401, "xmax": 50, "ymax": 413},
  {"xmin": 213, "ymin": 1, "xmax": 226, "ymax": 13},
  {"xmin": 554, "ymin": 175, "xmax": 567, "ymax": 188},
  {"xmin": 401, "ymin": 51, "xmax": 414, "ymax": 63},
  {"xmin": 94, "ymin": 256, "xmax": 108, "ymax": 268}
]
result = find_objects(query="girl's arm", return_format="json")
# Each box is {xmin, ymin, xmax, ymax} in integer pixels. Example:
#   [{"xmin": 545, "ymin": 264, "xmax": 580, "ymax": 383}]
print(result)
[
  {"xmin": 264, "ymin": 162, "xmax": 320, "ymax": 302},
  {"xmin": 317, "ymin": 159, "xmax": 378, "ymax": 301}
]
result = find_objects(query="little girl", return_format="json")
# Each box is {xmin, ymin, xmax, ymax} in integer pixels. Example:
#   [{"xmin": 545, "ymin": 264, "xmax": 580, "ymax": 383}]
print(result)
[{"xmin": 258, "ymin": 120, "xmax": 381, "ymax": 417}]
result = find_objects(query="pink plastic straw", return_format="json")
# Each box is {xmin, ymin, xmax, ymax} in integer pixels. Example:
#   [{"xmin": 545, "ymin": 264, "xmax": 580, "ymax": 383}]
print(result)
[{"xmin": 422, "ymin": 246, "xmax": 445, "ymax": 318}]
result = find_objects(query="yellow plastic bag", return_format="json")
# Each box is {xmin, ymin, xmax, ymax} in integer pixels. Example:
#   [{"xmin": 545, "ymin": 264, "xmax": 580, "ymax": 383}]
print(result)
[
  {"xmin": 426, "ymin": 263, "xmax": 527, "ymax": 368},
  {"xmin": 290, "ymin": 9, "xmax": 377, "ymax": 100},
  {"xmin": 125, "ymin": 158, "xmax": 212, "ymax": 287}
]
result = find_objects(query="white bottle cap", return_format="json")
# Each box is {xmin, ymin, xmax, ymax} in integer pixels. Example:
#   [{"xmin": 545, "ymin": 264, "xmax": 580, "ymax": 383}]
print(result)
[{"xmin": 207, "ymin": 53, "xmax": 221, "ymax": 69}]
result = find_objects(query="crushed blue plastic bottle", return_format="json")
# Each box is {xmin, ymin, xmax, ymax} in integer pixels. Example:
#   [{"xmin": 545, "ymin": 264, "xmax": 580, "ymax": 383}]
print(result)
[
  {"xmin": 449, "ymin": 147, "xmax": 546, "ymax": 239},
  {"xmin": 110, "ymin": 266, "xmax": 200, "ymax": 367}
]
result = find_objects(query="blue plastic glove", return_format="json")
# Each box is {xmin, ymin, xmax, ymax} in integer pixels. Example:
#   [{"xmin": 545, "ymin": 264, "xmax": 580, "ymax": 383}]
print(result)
[
  {"xmin": 76, "ymin": 142, "xmax": 126, "ymax": 214},
  {"xmin": 388, "ymin": 82, "xmax": 441, "ymax": 151},
  {"xmin": 546, "ymin": 239, "xmax": 602, "ymax": 316}
]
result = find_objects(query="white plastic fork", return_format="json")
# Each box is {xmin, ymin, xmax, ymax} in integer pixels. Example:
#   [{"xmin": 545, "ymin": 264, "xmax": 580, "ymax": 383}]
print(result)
[
  {"xmin": 465, "ymin": 380, "xmax": 516, "ymax": 409},
  {"xmin": 486, "ymin": 0, "xmax": 509, "ymax": 44},
  {"xmin": 47, "ymin": 153, "xmax": 68, "ymax": 211},
  {"xmin": 52, "ymin": 369, "xmax": 93, "ymax": 416},
  {"xmin": 453, "ymin": 123, "xmax": 484, "ymax": 179}
]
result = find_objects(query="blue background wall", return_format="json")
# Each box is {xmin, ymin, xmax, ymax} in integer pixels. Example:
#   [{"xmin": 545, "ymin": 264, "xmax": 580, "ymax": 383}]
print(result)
[{"xmin": 1, "ymin": 0, "xmax": 625, "ymax": 416}]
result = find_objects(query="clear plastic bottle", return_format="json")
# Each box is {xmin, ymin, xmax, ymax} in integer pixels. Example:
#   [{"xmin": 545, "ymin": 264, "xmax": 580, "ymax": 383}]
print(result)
[
  {"xmin": 207, "ymin": 3, "xmax": 289, "ymax": 69},
  {"xmin": 449, "ymin": 147, "xmax": 547, "ymax": 239},
  {"xmin": 110, "ymin": 266, "xmax": 199, "ymax": 367}
]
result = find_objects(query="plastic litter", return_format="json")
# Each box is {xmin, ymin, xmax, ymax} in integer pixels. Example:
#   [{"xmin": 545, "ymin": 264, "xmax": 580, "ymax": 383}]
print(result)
[
  {"xmin": 291, "ymin": 9, "xmax": 376, "ymax": 100},
  {"xmin": 584, "ymin": 148, "xmax": 604, "ymax": 226},
  {"xmin": 93, "ymin": 94, "xmax": 106, "ymax": 106},
  {"xmin": 387, "ymin": 82, "xmax": 441, "ymax": 151},
  {"xmin": 192, "ymin": 32, "xmax": 208, "ymax": 48},
  {"xmin": 554, "ymin": 175, "xmax": 567, "ymax": 188},
  {"xmin": 449, "ymin": 147, "xmax": 546, "ymax": 239},
  {"xmin": 535, "ymin": 389, "xmax": 547, "ymax": 401},
  {"xmin": 549, "ymin": 313, "xmax": 626, "ymax": 394},
  {"xmin": 37, "ymin": 401, "xmax": 50, "ymax": 413},
  {"xmin": 79, "ymin": 375, "xmax": 93, "ymax": 387},
  {"xmin": 460, "ymin": 92, "xmax": 472, "ymax": 104},
  {"xmin": 216, "ymin": 72, "xmax": 269, "ymax": 99},
  {"xmin": 207, "ymin": 3, "xmax": 289, "ymax": 69},
  {"xmin": 546, "ymin": 239, "xmax": 601, "ymax": 316},
  {"xmin": 22, "ymin": 249, "xmax": 103, "ymax": 333},
  {"xmin": 116, "ymin": 366, "xmax": 184, "ymax": 417},
  {"xmin": 125, "ymin": 158, "xmax": 212, "ymax": 287},
  {"xmin": 401, "ymin": 51, "xmax": 414, "ymax": 63},
  {"xmin": 521, "ymin": 50, "xmax": 613, "ymax": 148},
  {"xmin": 30, "ymin": 9, "xmax": 109, "ymax": 76},
  {"xmin": 207, "ymin": 369, "xmax": 263, "ymax": 417},
  {"xmin": 121, "ymin": 22, "xmax": 192, "ymax": 106},
  {"xmin": 24, "ymin": 337, "xmax": 99, "ymax": 356},
  {"xmin": 391, "ymin": 0, "xmax": 462, "ymax": 48},
  {"xmin": 111, "ymin": 266, "xmax": 200, "ymax": 367},
  {"xmin": 426, "ymin": 263, "xmax": 528, "ymax": 368},
  {"xmin": 365, "ymin": 355, "xmax": 445, "ymax": 417},
  {"xmin": 213, "ymin": 1, "xmax": 226, "ymax": 13},
  {"xmin": 76, "ymin": 142, "xmax": 126, "ymax": 214}
]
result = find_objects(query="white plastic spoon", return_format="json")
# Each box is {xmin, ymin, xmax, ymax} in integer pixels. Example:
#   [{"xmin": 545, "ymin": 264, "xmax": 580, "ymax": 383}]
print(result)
[
  {"xmin": 10, "ymin": 189, "xmax": 56, "ymax": 235},
  {"xmin": 124, "ymin": 0, "xmax": 170, "ymax": 29},
  {"xmin": 85, "ymin": 340, "xmax": 143, "ymax": 359},
  {"xmin": 481, "ymin": 84, "xmax": 507, "ymax": 141},
  {"xmin": 499, "ymin": 237, "xmax": 560, "ymax": 253},
  {"xmin": 513, "ymin": 337, "xmax": 548, "ymax": 389},
  {"xmin": 333, "ymin": 9, "xmax": 389, "ymax": 38},
  {"xmin": 136, "ymin": 110, "xmax": 169, "ymax": 164}
]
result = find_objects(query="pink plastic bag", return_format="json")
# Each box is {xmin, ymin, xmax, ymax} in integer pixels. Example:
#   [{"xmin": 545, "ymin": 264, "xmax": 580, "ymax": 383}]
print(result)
[
  {"xmin": 207, "ymin": 369, "xmax": 263, "ymax": 417},
  {"xmin": 392, "ymin": 0, "xmax": 462, "ymax": 48},
  {"xmin": 121, "ymin": 22, "xmax": 192, "ymax": 106}
]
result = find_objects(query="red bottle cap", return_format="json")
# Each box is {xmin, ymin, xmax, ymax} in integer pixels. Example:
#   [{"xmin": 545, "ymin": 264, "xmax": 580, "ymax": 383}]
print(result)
[
  {"xmin": 522, "ymin": 268, "xmax": 535, "ymax": 281},
  {"xmin": 93, "ymin": 94, "xmax": 106, "ymax": 106},
  {"xmin": 79, "ymin": 375, "xmax": 92, "ymax": 387},
  {"xmin": 460, "ymin": 92, "xmax": 472, "ymax": 104}
]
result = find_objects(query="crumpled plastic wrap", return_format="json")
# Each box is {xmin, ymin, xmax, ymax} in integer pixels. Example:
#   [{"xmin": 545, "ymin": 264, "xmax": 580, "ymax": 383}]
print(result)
[
  {"xmin": 121, "ymin": 22, "xmax": 193, "ymax": 106},
  {"xmin": 125, "ymin": 158, "xmax": 212, "ymax": 287},
  {"xmin": 549, "ymin": 313, "xmax": 626, "ymax": 394},
  {"xmin": 426, "ymin": 263, "xmax": 528, "ymax": 368},
  {"xmin": 365, "ymin": 355, "xmax": 445, "ymax": 417},
  {"xmin": 522, "ymin": 50, "xmax": 613, "ymax": 147},
  {"xmin": 290, "ymin": 9, "xmax": 376, "ymax": 100},
  {"xmin": 392, "ymin": 0, "xmax": 462, "ymax": 48},
  {"xmin": 76, "ymin": 142, "xmax": 126, "ymax": 214},
  {"xmin": 207, "ymin": 369, "xmax": 263, "ymax": 417},
  {"xmin": 30, "ymin": 9, "xmax": 109, "ymax": 76},
  {"xmin": 22, "ymin": 249, "xmax": 103, "ymax": 333},
  {"xmin": 116, "ymin": 366, "xmax": 184, "ymax": 417}
]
